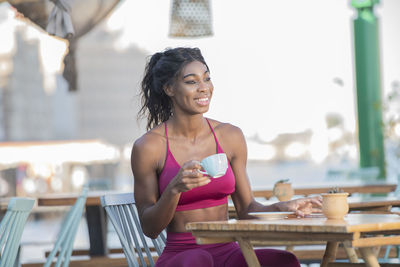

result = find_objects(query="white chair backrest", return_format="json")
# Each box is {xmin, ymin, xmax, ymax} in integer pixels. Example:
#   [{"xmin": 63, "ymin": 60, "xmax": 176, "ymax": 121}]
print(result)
[{"xmin": 101, "ymin": 193, "xmax": 165, "ymax": 267}]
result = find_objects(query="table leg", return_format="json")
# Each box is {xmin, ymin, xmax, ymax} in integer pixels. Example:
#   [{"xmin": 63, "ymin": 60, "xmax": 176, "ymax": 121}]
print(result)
[
  {"xmin": 237, "ymin": 237, "xmax": 261, "ymax": 267},
  {"xmin": 359, "ymin": 247, "xmax": 381, "ymax": 267},
  {"xmin": 86, "ymin": 205, "xmax": 108, "ymax": 256},
  {"xmin": 343, "ymin": 244, "xmax": 359, "ymax": 263},
  {"xmin": 321, "ymin": 241, "xmax": 339, "ymax": 267}
]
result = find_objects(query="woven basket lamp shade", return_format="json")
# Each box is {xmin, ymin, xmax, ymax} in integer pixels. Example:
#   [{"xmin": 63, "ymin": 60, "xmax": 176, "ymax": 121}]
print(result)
[{"xmin": 169, "ymin": 0, "xmax": 213, "ymax": 38}]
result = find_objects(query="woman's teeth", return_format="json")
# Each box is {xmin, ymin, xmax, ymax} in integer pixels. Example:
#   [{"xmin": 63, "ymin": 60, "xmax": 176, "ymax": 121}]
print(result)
[{"xmin": 196, "ymin": 98, "xmax": 209, "ymax": 105}]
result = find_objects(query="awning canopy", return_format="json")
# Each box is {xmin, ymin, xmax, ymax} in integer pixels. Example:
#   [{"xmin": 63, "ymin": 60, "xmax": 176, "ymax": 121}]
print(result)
[{"xmin": 5, "ymin": 0, "xmax": 120, "ymax": 91}]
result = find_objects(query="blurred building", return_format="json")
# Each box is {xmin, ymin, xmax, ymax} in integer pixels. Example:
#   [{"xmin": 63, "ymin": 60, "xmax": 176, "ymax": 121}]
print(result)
[
  {"xmin": 0, "ymin": 25, "xmax": 147, "ymax": 144},
  {"xmin": 0, "ymin": 21, "xmax": 148, "ymax": 196},
  {"xmin": 1, "ymin": 29, "xmax": 54, "ymax": 141},
  {"xmin": 76, "ymin": 25, "xmax": 147, "ymax": 146}
]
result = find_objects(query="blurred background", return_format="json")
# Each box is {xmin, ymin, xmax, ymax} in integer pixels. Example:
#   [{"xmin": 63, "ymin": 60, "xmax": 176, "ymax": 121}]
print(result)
[
  {"xmin": 1, "ymin": 0, "xmax": 400, "ymax": 264},
  {"xmin": 1, "ymin": 0, "xmax": 399, "ymax": 198}
]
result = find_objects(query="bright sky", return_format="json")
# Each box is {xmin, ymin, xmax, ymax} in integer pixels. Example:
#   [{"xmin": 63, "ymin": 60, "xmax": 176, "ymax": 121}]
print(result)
[
  {"xmin": 1, "ymin": 0, "xmax": 399, "ymax": 162},
  {"xmin": 104, "ymin": 0, "xmax": 361, "ymax": 161},
  {"xmin": 106, "ymin": 0, "xmax": 357, "ymax": 140},
  {"xmin": 108, "ymin": 0, "xmax": 400, "ymax": 162}
]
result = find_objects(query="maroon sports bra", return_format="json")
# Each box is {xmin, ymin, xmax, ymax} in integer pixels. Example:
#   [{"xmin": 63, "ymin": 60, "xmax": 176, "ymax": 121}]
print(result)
[{"xmin": 158, "ymin": 119, "xmax": 235, "ymax": 211}]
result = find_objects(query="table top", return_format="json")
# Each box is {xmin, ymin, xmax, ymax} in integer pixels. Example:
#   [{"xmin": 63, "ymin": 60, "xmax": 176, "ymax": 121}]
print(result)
[
  {"xmin": 187, "ymin": 214, "xmax": 400, "ymax": 249},
  {"xmin": 186, "ymin": 214, "xmax": 400, "ymax": 234},
  {"xmin": 348, "ymin": 196, "xmax": 400, "ymax": 209},
  {"xmin": 35, "ymin": 192, "xmax": 400, "ymax": 209},
  {"xmin": 228, "ymin": 196, "xmax": 400, "ymax": 213},
  {"xmin": 252, "ymin": 182, "xmax": 397, "ymax": 199},
  {"xmin": 37, "ymin": 190, "xmax": 130, "ymax": 206}
]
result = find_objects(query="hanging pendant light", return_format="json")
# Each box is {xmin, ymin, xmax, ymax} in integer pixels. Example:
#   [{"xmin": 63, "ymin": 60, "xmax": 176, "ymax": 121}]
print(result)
[{"xmin": 169, "ymin": 0, "xmax": 213, "ymax": 38}]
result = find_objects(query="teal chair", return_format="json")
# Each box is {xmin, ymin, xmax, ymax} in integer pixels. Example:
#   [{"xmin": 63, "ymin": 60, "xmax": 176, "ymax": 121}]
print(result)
[
  {"xmin": 44, "ymin": 187, "xmax": 88, "ymax": 267},
  {"xmin": 100, "ymin": 193, "xmax": 165, "ymax": 267},
  {"xmin": 0, "ymin": 197, "xmax": 35, "ymax": 267}
]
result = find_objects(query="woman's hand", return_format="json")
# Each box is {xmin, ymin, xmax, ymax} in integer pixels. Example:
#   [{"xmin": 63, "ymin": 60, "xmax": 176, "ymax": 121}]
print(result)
[
  {"xmin": 277, "ymin": 195, "xmax": 323, "ymax": 217},
  {"xmin": 171, "ymin": 160, "xmax": 211, "ymax": 194}
]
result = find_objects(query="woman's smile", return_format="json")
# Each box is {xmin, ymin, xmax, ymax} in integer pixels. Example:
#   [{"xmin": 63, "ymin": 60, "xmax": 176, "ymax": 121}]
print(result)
[{"xmin": 194, "ymin": 97, "xmax": 210, "ymax": 106}]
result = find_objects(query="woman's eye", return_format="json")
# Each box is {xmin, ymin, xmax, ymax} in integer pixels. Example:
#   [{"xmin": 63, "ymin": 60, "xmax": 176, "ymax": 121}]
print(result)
[
  {"xmin": 205, "ymin": 77, "xmax": 211, "ymax": 82},
  {"xmin": 185, "ymin": 80, "xmax": 196, "ymax": 84}
]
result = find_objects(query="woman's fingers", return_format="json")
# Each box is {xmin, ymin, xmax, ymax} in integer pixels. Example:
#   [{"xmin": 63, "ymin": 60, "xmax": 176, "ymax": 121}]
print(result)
[
  {"xmin": 180, "ymin": 169, "xmax": 210, "ymax": 190},
  {"xmin": 182, "ymin": 160, "xmax": 202, "ymax": 171},
  {"xmin": 181, "ymin": 177, "xmax": 211, "ymax": 191},
  {"xmin": 182, "ymin": 169, "xmax": 201, "ymax": 178},
  {"xmin": 295, "ymin": 210, "xmax": 305, "ymax": 217},
  {"xmin": 312, "ymin": 207, "xmax": 322, "ymax": 213}
]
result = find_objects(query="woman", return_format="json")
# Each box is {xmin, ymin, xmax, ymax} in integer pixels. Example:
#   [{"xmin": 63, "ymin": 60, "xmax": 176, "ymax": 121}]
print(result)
[{"xmin": 131, "ymin": 47, "xmax": 322, "ymax": 267}]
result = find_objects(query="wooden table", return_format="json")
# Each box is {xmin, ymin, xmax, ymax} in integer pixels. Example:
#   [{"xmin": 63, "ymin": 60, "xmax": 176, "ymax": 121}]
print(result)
[
  {"xmin": 348, "ymin": 196, "xmax": 400, "ymax": 213},
  {"xmin": 186, "ymin": 214, "xmax": 400, "ymax": 267},
  {"xmin": 38, "ymin": 191, "xmax": 123, "ymax": 256},
  {"xmin": 252, "ymin": 182, "xmax": 397, "ymax": 200},
  {"xmin": 228, "ymin": 196, "xmax": 400, "ymax": 219}
]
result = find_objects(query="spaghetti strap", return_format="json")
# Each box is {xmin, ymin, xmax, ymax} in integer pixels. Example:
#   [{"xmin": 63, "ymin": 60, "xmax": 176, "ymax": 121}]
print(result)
[
  {"xmin": 205, "ymin": 118, "xmax": 222, "ymax": 151},
  {"xmin": 164, "ymin": 122, "xmax": 170, "ymax": 150}
]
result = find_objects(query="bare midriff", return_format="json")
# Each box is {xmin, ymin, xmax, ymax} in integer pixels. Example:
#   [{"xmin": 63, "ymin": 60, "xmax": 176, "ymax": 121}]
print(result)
[{"xmin": 167, "ymin": 203, "xmax": 228, "ymax": 232}]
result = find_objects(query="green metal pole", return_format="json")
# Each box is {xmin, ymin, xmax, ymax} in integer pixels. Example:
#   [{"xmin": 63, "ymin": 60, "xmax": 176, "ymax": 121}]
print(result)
[{"xmin": 351, "ymin": 0, "xmax": 385, "ymax": 179}]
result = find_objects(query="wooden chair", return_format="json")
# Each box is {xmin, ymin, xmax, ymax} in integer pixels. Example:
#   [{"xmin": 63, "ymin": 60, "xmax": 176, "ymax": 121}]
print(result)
[
  {"xmin": 44, "ymin": 187, "xmax": 88, "ymax": 267},
  {"xmin": 100, "ymin": 193, "xmax": 165, "ymax": 267},
  {"xmin": 0, "ymin": 197, "xmax": 35, "ymax": 267}
]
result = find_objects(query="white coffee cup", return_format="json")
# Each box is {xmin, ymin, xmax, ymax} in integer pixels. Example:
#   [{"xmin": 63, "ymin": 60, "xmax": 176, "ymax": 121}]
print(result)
[{"xmin": 198, "ymin": 153, "xmax": 228, "ymax": 178}]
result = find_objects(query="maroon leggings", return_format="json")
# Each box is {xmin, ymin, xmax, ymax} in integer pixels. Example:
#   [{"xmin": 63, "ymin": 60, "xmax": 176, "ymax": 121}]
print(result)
[{"xmin": 154, "ymin": 232, "xmax": 300, "ymax": 267}]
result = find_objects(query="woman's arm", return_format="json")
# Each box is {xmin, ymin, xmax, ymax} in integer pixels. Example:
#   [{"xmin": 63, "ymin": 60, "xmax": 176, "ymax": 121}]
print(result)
[
  {"xmin": 219, "ymin": 124, "xmax": 321, "ymax": 219},
  {"xmin": 223, "ymin": 125, "xmax": 280, "ymax": 218},
  {"xmin": 131, "ymin": 132, "xmax": 211, "ymax": 238}
]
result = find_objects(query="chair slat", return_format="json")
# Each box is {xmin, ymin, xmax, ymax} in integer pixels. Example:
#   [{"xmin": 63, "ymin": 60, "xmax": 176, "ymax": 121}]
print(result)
[
  {"xmin": 128, "ymin": 205, "xmax": 155, "ymax": 266},
  {"xmin": 151, "ymin": 234, "xmax": 164, "ymax": 256},
  {"xmin": 0, "ymin": 212, "xmax": 16, "ymax": 249},
  {"xmin": 3, "ymin": 213, "xmax": 24, "ymax": 267},
  {"xmin": 105, "ymin": 206, "xmax": 139, "ymax": 267},
  {"xmin": 0, "ymin": 212, "xmax": 11, "ymax": 237},
  {"xmin": 101, "ymin": 193, "xmax": 166, "ymax": 267},
  {"xmin": 0, "ymin": 197, "xmax": 35, "ymax": 267},
  {"xmin": 44, "ymin": 187, "xmax": 88, "ymax": 267},
  {"xmin": 119, "ymin": 205, "xmax": 147, "ymax": 267}
]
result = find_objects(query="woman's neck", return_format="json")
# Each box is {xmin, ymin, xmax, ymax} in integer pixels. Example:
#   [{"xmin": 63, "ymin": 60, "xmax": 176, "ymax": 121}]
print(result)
[{"xmin": 168, "ymin": 115, "xmax": 208, "ymax": 140}]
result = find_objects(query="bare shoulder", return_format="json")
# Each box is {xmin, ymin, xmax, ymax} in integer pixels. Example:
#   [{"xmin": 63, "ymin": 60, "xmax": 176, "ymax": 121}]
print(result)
[
  {"xmin": 131, "ymin": 124, "xmax": 166, "ymax": 170},
  {"xmin": 207, "ymin": 118, "xmax": 244, "ymax": 140},
  {"xmin": 207, "ymin": 118, "xmax": 246, "ymax": 160}
]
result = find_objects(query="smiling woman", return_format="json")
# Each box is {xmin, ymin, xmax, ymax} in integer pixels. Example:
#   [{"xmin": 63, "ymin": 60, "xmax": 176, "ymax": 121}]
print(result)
[
  {"xmin": 164, "ymin": 60, "xmax": 213, "ymax": 115},
  {"xmin": 131, "ymin": 47, "xmax": 322, "ymax": 267}
]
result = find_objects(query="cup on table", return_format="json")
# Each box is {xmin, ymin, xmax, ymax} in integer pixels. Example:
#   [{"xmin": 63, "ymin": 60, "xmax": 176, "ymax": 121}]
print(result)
[{"xmin": 198, "ymin": 153, "xmax": 228, "ymax": 178}]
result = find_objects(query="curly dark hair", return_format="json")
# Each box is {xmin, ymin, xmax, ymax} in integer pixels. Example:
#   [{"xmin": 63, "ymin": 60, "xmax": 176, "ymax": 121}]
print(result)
[{"xmin": 139, "ymin": 47, "xmax": 209, "ymax": 130}]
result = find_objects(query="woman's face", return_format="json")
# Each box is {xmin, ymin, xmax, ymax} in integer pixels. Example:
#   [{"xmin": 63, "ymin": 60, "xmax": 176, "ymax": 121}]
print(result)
[{"xmin": 167, "ymin": 60, "xmax": 213, "ymax": 115}]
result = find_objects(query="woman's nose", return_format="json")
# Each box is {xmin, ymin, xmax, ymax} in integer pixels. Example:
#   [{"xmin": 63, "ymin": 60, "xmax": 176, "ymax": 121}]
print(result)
[{"xmin": 198, "ymin": 81, "xmax": 209, "ymax": 92}]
